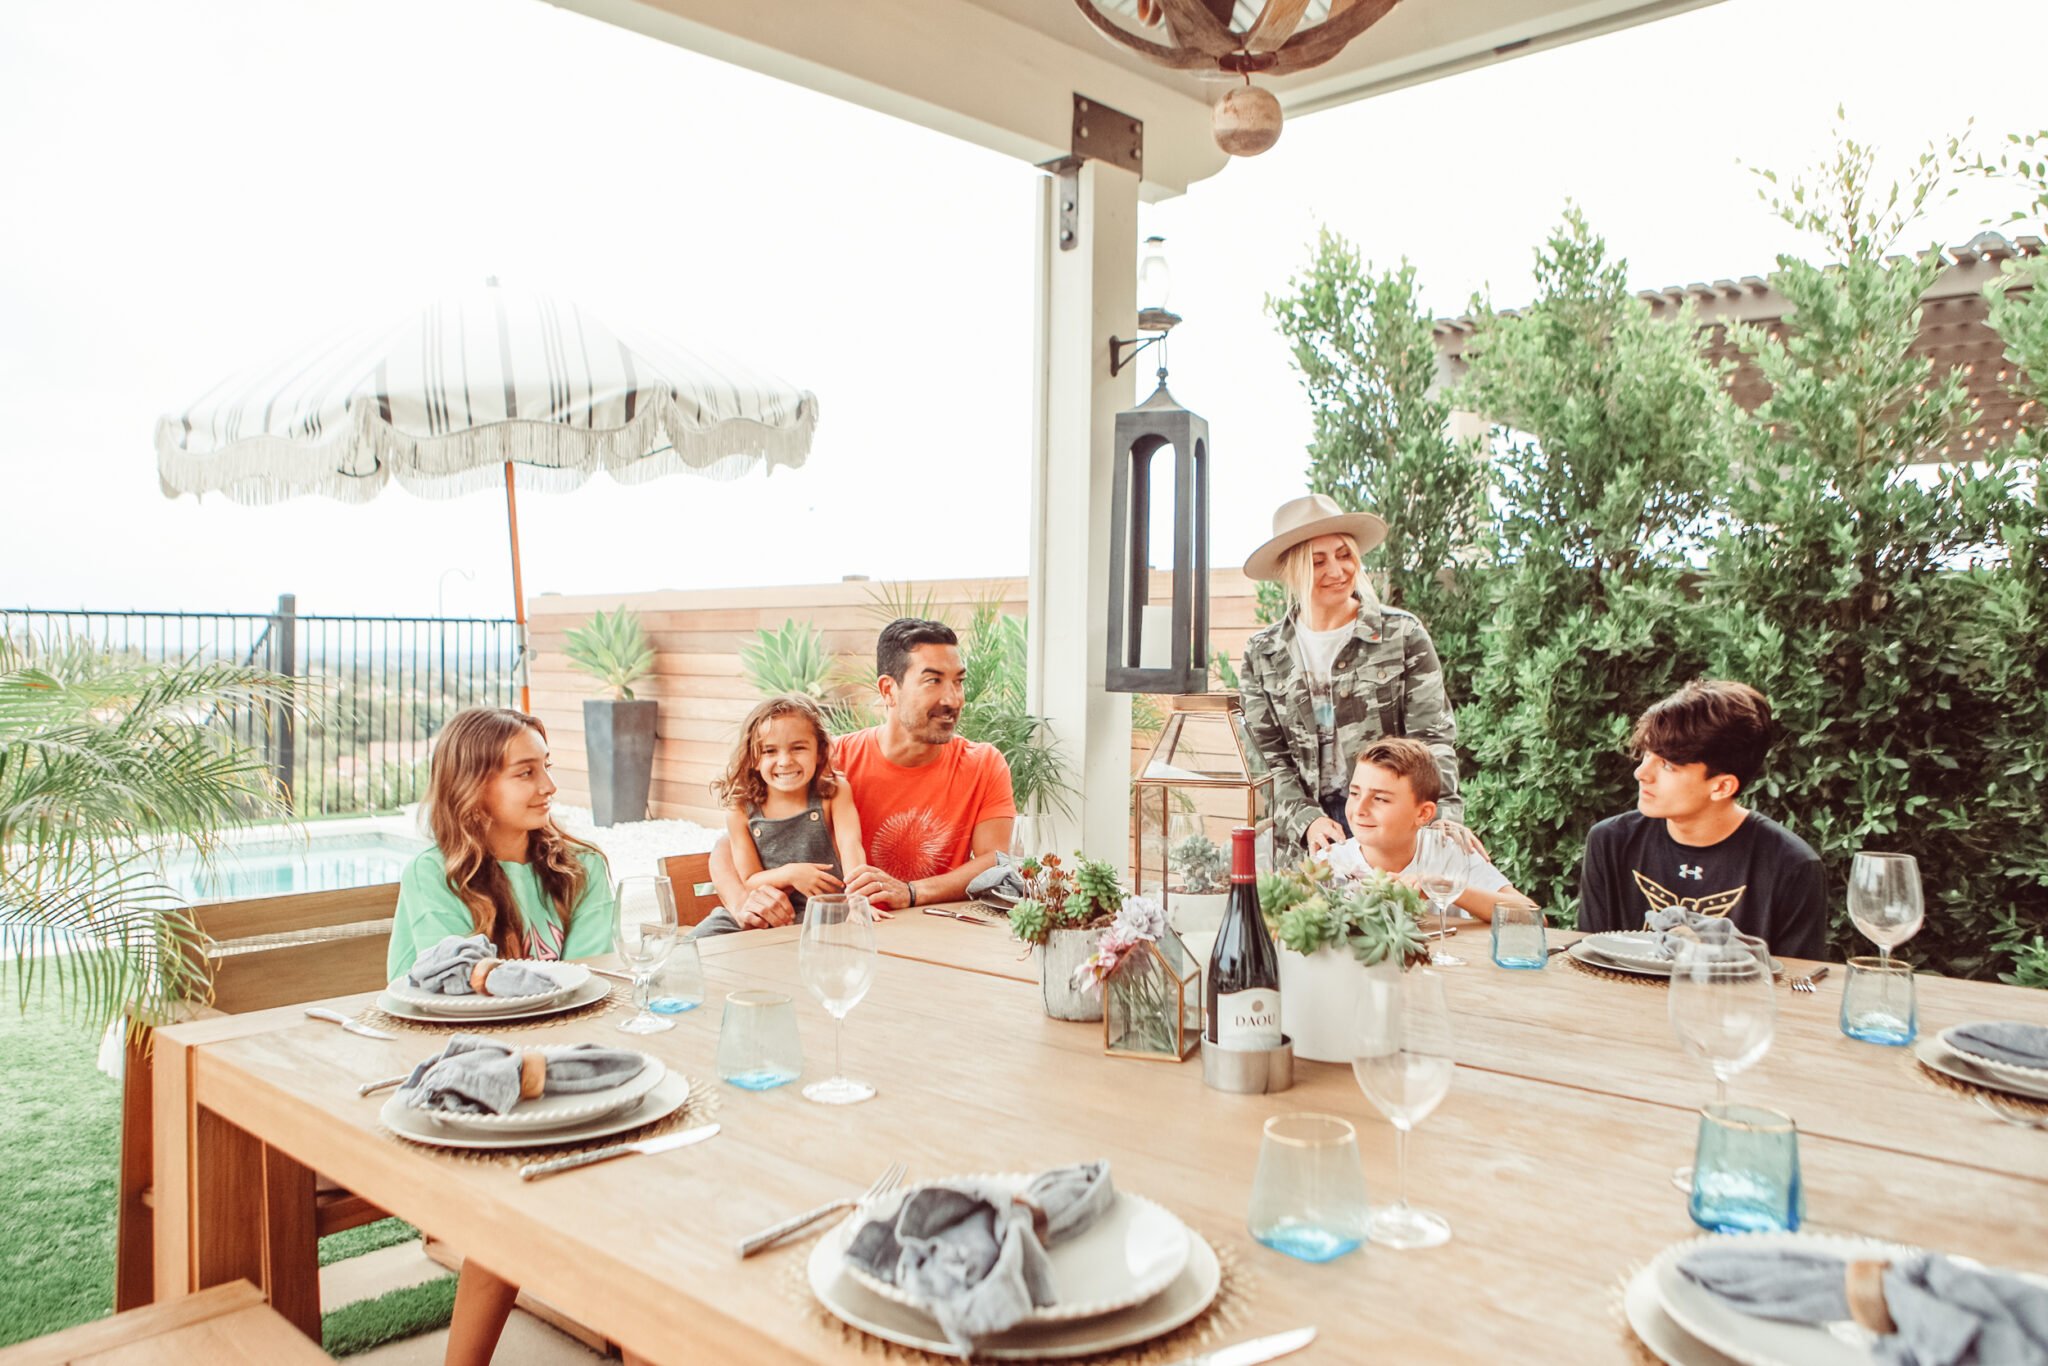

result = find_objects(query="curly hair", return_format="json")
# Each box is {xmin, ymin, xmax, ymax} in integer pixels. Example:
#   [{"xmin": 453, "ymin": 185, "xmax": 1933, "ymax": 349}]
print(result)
[
  {"xmin": 712, "ymin": 693, "xmax": 842, "ymax": 811},
  {"xmin": 423, "ymin": 707, "xmax": 601, "ymax": 959}
]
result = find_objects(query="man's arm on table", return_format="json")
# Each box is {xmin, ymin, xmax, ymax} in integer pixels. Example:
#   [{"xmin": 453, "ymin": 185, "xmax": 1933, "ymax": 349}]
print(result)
[
  {"xmin": 707, "ymin": 838, "xmax": 796, "ymax": 928},
  {"xmin": 843, "ymin": 816, "xmax": 1013, "ymax": 908}
]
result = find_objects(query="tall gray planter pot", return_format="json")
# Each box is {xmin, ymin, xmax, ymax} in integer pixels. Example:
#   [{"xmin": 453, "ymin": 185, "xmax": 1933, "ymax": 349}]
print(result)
[{"xmin": 582, "ymin": 698, "xmax": 659, "ymax": 827}]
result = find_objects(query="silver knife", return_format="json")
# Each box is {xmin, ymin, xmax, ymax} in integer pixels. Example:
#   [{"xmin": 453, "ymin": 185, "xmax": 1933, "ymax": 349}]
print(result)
[
  {"xmin": 519, "ymin": 1123, "xmax": 721, "ymax": 1181},
  {"xmin": 1170, "ymin": 1327, "xmax": 1316, "ymax": 1366},
  {"xmin": 305, "ymin": 1007, "xmax": 397, "ymax": 1041}
]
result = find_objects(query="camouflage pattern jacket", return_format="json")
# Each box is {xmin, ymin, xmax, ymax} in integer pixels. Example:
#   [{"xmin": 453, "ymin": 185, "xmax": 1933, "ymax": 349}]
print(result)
[{"xmin": 1239, "ymin": 600, "xmax": 1463, "ymax": 859}]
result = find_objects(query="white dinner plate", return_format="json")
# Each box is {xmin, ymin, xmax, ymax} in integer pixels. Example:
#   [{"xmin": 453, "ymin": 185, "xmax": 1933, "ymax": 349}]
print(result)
[
  {"xmin": 374, "ymin": 973, "xmax": 611, "ymax": 1024},
  {"xmin": 384, "ymin": 961, "xmax": 589, "ymax": 1014},
  {"xmin": 1936, "ymin": 1025, "xmax": 2048, "ymax": 1091},
  {"xmin": 1583, "ymin": 931, "xmax": 1677, "ymax": 966},
  {"xmin": 1919, "ymin": 1035, "xmax": 2048, "ymax": 1102},
  {"xmin": 405, "ymin": 1052, "xmax": 666, "ymax": 1134},
  {"xmin": 837, "ymin": 1176, "xmax": 1190, "ymax": 1326},
  {"xmin": 809, "ymin": 1217, "xmax": 1218, "ymax": 1361},
  {"xmin": 1650, "ymin": 1232, "xmax": 1916, "ymax": 1366},
  {"xmin": 1624, "ymin": 1263, "xmax": 1743, "ymax": 1366},
  {"xmin": 380, "ymin": 1072, "xmax": 692, "ymax": 1151},
  {"xmin": 1570, "ymin": 940, "xmax": 1784, "ymax": 980}
]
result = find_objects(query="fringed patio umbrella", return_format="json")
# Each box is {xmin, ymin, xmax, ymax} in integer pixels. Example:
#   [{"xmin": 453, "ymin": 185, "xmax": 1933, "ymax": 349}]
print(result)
[{"xmin": 155, "ymin": 280, "xmax": 819, "ymax": 708}]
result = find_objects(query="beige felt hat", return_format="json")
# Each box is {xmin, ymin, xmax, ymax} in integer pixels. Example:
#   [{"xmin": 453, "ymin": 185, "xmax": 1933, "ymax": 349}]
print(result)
[{"xmin": 1242, "ymin": 493, "xmax": 1389, "ymax": 582}]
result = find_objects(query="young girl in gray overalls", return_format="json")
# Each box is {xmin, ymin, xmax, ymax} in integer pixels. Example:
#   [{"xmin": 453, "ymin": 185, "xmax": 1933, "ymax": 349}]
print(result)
[{"xmin": 696, "ymin": 694, "xmax": 868, "ymax": 937}]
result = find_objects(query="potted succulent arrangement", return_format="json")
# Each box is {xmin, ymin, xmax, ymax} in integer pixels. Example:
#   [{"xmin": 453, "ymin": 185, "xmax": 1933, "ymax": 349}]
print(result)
[
  {"xmin": 1070, "ymin": 893, "xmax": 1201, "ymax": 1061},
  {"xmin": 562, "ymin": 606, "xmax": 657, "ymax": 827},
  {"xmin": 1007, "ymin": 853, "xmax": 1124, "ymax": 1021},
  {"xmin": 1259, "ymin": 860, "xmax": 1431, "ymax": 1063},
  {"xmin": 1165, "ymin": 828, "xmax": 1229, "ymax": 938}
]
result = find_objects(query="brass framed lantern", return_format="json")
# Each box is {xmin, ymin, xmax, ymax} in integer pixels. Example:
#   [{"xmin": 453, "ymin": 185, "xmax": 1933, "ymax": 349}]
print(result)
[
  {"xmin": 1130, "ymin": 694, "xmax": 1275, "ymax": 949},
  {"xmin": 1104, "ymin": 376, "xmax": 1209, "ymax": 695},
  {"xmin": 1103, "ymin": 930, "xmax": 1201, "ymax": 1061}
]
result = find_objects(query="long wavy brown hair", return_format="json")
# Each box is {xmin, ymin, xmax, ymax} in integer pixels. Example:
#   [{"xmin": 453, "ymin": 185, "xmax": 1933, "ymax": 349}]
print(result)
[
  {"xmin": 711, "ymin": 694, "xmax": 841, "ymax": 812},
  {"xmin": 425, "ymin": 707, "xmax": 600, "ymax": 959}
]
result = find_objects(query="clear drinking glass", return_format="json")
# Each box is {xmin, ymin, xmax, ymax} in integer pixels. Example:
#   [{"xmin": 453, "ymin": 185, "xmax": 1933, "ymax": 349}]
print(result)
[
  {"xmin": 1667, "ymin": 936, "xmax": 1776, "ymax": 1189},
  {"xmin": 716, "ymin": 990, "xmax": 803, "ymax": 1090},
  {"xmin": 1411, "ymin": 826, "xmax": 1470, "ymax": 968},
  {"xmin": 1489, "ymin": 894, "xmax": 1547, "ymax": 970},
  {"xmin": 1848, "ymin": 852, "xmax": 1923, "ymax": 1035},
  {"xmin": 649, "ymin": 935, "xmax": 705, "ymax": 1015},
  {"xmin": 1009, "ymin": 814, "xmax": 1040, "ymax": 861},
  {"xmin": 1246, "ymin": 1114, "xmax": 1371, "ymax": 1263},
  {"xmin": 1840, "ymin": 955, "xmax": 1917, "ymax": 1046},
  {"xmin": 1351, "ymin": 969, "xmax": 1455, "ymax": 1249},
  {"xmin": 1689, "ymin": 1103, "xmax": 1803, "ymax": 1234},
  {"xmin": 799, "ymin": 894, "xmax": 878, "ymax": 1104},
  {"xmin": 613, "ymin": 876, "xmax": 679, "ymax": 1035}
]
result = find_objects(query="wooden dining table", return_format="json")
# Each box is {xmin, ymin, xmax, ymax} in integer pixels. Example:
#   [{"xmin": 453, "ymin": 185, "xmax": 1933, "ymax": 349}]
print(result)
[{"xmin": 149, "ymin": 909, "xmax": 2048, "ymax": 1364}]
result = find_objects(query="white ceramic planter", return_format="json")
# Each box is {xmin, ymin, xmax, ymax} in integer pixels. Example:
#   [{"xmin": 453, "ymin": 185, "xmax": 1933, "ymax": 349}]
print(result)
[
  {"xmin": 1036, "ymin": 928, "xmax": 1104, "ymax": 1022},
  {"xmin": 1278, "ymin": 946, "xmax": 1401, "ymax": 1063}
]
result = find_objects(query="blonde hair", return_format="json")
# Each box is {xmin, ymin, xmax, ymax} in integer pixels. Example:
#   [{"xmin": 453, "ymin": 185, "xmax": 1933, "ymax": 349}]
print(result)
[
  {"xmin": 1277, "ymin": 534, "xmax": 1380, "ymax": 615},
  {"xmin": 711, "ymin": 694, "xmax": 842, "ymax": 811},
  {"xmin": 424, "ymin": 708, "xmax": 599, "ymax": 959}
]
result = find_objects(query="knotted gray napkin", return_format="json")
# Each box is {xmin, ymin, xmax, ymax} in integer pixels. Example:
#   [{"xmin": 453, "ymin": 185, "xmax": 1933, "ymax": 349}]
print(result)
[
  {"xmin": 966, "ymin": 854, "xmax": 1030, "ymax": 911},
  {"xmin": 401, "ymin": 1034, "xmax": 646, "ymax": 1114},
  {"xmin": 842, "ymin": 1160, "xmax": 1116, "ymax": 1352},
  {"xmin": 406, "ymin": 933, "xmax": 559, "ymax": 997},
  {"xmin": 1679, "ymin": 1244, "xmax": 2048, "ymax": 1366},
  {"xmin": 1644, "ymin": 908, "xmax": 1758, "ymax": 963},
  {"xmin": 1946, "ymin": 1022, "xmax": 2048, "ymax": 1071}
]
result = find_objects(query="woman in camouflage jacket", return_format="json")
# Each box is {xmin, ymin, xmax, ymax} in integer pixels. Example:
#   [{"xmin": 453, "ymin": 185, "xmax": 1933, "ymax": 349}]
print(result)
[{"xmin": 1239, "ymin": 494, "xmax": 1464, "ymax": 862}]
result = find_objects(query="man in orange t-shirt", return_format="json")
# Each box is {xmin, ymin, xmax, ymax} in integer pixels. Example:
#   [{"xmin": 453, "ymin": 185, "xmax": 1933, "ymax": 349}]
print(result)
[{"xmin": 707, "ymin": 618, "xmax": 1016, "ymax": 928}]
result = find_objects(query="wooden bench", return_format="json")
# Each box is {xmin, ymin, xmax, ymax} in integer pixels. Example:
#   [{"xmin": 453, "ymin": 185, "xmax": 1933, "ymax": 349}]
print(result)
[{"xmin": 0, "ymin": 1280, "xmax": 333, "ymax": 1366}]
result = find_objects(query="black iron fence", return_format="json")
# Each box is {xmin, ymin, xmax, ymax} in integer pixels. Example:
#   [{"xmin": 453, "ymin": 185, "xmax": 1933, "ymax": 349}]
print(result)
[{"xmin": 2, "ymin": 596, "xmax": 522, "ymax": 816}]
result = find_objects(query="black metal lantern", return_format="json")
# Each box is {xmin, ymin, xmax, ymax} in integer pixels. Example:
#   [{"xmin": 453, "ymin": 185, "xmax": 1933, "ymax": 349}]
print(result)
[{"xmin": 1105, "ymin": 373, "xmax": 1209, "ymax": 694}]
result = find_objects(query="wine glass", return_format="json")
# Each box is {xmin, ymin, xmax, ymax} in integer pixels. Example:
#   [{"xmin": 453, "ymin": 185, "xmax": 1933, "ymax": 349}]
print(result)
[
  {"xmin": 1410, "ymin": 826, "xmax": 1470, "ymax": 967},
  {"xmin": 1351, "ymin": 969, "xmax": 1455, "ymax": 1249},
  {"xmin": 613, "ymin": 875, "xmax": 679, "ymax": 1035},
  {"xmin": 1009, "ymin": 814, "xmax": 1040, "ymax": 862},
  {"xmin": 799, "ymin": 893, "xmax": 878, "ymax": 1104},
  {"xmin": 1848, "ymin": 852, "xmax": 1922, "ymax": 1031},
  {"xmin": 1666, "ymin": 936, "xmax": 1776, "ymax": 1188}
]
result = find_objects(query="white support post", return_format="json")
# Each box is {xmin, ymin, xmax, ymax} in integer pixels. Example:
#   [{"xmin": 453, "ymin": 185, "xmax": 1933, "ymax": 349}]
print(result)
[{"xmin": 1027, "ymin": 159, "xmax": 1137, "ymax": 862}]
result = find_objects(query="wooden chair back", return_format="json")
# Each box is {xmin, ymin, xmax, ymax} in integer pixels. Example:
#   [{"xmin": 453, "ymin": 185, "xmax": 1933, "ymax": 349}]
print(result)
[{"xmin": 659, "ymin": 853, "xmax": 720, "ymax": 927}]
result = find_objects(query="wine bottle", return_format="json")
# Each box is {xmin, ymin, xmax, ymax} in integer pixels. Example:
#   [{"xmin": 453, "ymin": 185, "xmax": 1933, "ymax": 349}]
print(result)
[{"xmin": 1207, "ymin": 826, "xmax": 1282, "ymax": 1049}]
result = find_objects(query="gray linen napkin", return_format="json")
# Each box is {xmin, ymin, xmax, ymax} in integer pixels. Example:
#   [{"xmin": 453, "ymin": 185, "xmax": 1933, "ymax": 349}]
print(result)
[
  {"xmin": 401, "ymin": 1034, "xmax": 646, "ymax": 1114},
  {"xmin": 1644, "ymin": 908, "xmax": 1757, "ymax": 963},
  {"xmin": 1946, "ymin": 1022, "xmax": 2048, "ymax": 1070},
  {"xmin": 1679, "ymin": 1245, "xmax": 2048, "ymax": 1366},
  {"xmin": 966, "ymin": 854, "xmax": 1029, "ymax": 911},
  {"xmin": 406, "ymin": 933, "xmax": 559, "ymax": 997},
  {"xmin": 842, "ymin": 1160, "xmax": 1116, "ymax": 1352}
]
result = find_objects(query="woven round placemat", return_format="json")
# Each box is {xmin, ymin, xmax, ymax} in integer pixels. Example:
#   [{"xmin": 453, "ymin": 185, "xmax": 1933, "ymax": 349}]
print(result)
[
  {"xmin": 357, "ymin": 983, "xmax": 629, "ymax": 1034},
  {"xmin": 778, "ymin": 1231, "xmax": 1255, "ymax": 1364},
  {"xmin": 1565, "ymin": 951, "xmax": 1667, "ymax": 989},
  {"xmin": 1915, "ymin": 1058, "xmax": 2048, "ymax": 1118},
  {"xmin": 377, "ymin": 1072, "xmax": 720, "ymax": 1168}
]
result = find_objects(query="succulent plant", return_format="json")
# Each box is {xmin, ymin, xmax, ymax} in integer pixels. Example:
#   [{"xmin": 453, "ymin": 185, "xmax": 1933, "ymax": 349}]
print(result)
[{"xmin": 1167, "ymin": 833, "xmax": 1228, "ymax": 894}]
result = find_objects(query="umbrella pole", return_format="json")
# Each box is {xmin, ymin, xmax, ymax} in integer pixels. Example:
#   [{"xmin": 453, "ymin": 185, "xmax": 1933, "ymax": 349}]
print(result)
[{"xmin": 504, "ymin": 461, "xmax": 531, "ymax": 714}]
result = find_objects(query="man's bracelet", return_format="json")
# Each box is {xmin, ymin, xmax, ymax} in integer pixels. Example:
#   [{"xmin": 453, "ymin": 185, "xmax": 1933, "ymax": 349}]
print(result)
[{"xmin": 906, "ymin": 880, "xmax": 918, "ymax": 908}]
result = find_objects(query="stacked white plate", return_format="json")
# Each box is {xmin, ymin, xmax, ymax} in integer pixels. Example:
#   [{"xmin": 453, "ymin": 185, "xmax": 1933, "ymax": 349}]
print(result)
[
  {"xmin": 1572, "ymin": 933, "xmax": 1784, "ymax": 980},
  {"xmin": 808, "ymin": 1174, "xmax": 1220, "ymax": 1360},
  {"xmin": 1918, "ymin": 1025, "xmax": 2048, "ymax": 1104},
  {"xmin": 376, "ymin": 962, "xmax": 606, "ymax": 1023},
  {"xmin": 1625, "ymin": 1232, "xmax": 2048, "ymax": 1365},
  {"xmin": 380, "ymin": 1045, "xmax": 691, "ymax": 1151}
]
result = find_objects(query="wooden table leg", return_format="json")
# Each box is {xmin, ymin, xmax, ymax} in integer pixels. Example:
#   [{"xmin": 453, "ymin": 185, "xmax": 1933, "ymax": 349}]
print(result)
[
  {"xmin": 114, "ymin": 1028, "xmax": 155, "ymax": 1311},
  {"xmin": 262, "ymin": 1144, "xmax": 321, "ymax": 1341},
  {"xmin": 192, "ymin": 1106, "xmax": 267, "ymax": 1294}
]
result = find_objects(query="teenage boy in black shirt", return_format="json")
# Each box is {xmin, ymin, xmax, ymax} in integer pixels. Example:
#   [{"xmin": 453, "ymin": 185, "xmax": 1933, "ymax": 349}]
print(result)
[{"xmin": 1579, "ymin": 681, "xmax": 1828, "ymax": 959}]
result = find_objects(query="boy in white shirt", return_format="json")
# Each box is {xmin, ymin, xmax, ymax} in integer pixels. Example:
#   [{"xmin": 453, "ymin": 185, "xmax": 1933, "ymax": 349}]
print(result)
[{"xmin": 1319, "ymin": 738, "xmax": 1525, "ymax": 922}]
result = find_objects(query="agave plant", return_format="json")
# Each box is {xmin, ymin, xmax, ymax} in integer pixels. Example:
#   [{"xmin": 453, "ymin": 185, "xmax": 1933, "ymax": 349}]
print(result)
[
  {"xmin": 562, "ymin": 606, "xmax": 654, "ymax": 700},
  {"xmin": 1, "ymin": 635, "xmax": 296, "ymax": 1032},
  {"xmin": 738, "ymin": 618, "xmax": 874, "ymax": 735}
]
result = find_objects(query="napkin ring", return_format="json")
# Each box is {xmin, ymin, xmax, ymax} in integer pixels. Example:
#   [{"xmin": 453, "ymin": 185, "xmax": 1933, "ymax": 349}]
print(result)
[
  {"xmin": 1845, "ymin": 1259, "xmax": 1897, "ymax": 1334},
  {"xmin": 518, "ymin": 1050, "xmax": 548, "ymax": 1100},
  {"xmin": 469, "ymin": 959, "xmax": 500, "ymax": 996}
]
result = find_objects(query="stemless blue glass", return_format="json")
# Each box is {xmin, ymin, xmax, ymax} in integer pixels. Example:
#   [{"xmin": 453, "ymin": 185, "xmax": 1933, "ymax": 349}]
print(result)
[
  {"xmin": 1839, "ymin": 955, "xmax": 1917, "ymax": 1046},
  {"xmin": 650, "ymin": 936, "xmax": 706, "ymax": 1015},
  {"xmin": 1689, "ymin": 1103, "xmax": 1803, "ymax": 1234},
  {"xmin": 716, "ymin": 990, "xmax": 803, "ymax": 1090},
  {"xmin": 1490, "ymin": 896, "xmax": 1547, "ymax": 970},
  {"xmin": 1246, "ymin": 1114, "xmax": 1371, "ymax": 1263}
]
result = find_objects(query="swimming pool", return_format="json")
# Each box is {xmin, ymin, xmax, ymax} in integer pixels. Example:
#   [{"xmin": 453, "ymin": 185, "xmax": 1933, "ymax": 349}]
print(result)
[{"xmin": 166, "ymin": 830, "xmax": 429, "ymax": 903}]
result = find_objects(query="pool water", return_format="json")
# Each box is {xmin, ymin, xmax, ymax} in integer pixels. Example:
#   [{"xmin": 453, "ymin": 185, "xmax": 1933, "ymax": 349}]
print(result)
[{"xmin": 167, "ymin": 831, "xmax": 429, "ymax": 902}]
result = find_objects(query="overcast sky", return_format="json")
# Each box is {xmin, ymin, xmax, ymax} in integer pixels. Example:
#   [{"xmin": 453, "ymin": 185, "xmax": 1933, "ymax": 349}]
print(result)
[{"xmin": 1, "ymin": 0, "xmax": 2039, "ymax": 619}]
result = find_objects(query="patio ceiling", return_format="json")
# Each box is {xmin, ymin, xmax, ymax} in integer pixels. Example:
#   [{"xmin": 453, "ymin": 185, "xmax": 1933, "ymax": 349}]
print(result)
[
  {"xmin": 1432, "ymin": 231, "xmax": 2047, "ymax": 463},
  {"xmin": 555, "ymin": 0, "xmax": 1724, "ymax": 197}
]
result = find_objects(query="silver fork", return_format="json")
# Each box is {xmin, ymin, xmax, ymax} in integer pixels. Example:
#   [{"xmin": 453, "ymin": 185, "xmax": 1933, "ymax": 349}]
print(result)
[
  {"xmin": 736, "ymin": 1161, "xmax": 907, "ymax": 1258},
  {"xmin": 1977, "ymin": 1094, "xmax": 2048, "ymax": 1129},
  {"xmin": 1790, "ymin": 966, "xmax": 1831, "ymax": 994}
]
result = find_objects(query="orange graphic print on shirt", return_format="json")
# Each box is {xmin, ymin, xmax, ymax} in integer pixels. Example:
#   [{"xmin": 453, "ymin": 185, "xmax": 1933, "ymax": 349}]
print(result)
[{"xmin": 833, "ymin": 729, "xmax": 1017, "ymax": 883}]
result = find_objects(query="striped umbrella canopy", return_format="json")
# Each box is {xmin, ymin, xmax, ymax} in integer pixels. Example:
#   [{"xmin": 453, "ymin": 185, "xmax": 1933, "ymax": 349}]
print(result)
[{"xmin": 156, "ymin": 281, "xmax": 819, "ymax": 707}]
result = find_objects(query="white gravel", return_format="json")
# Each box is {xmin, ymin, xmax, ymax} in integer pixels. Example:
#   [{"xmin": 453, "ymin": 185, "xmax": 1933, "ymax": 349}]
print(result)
[{"xmin": 550, "ymin": 803, "xmax": 721, "ymax": 876}]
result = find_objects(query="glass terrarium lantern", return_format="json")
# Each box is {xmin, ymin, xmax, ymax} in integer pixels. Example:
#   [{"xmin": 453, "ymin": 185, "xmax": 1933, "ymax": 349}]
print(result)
[
  {"xmin": 1131, "ymin": 694, "xmax": 1275, "ymax": 957},
  {"xmin": 1104, "ymin": 930, "xmax": 1202, "ymax": 1061}
]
